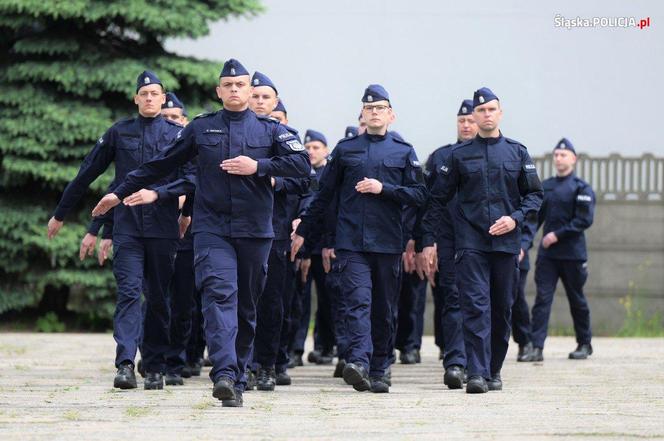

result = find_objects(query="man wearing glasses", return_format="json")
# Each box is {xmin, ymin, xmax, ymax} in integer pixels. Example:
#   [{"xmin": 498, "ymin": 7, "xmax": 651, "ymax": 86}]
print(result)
[{"xmin": 291, "ymin": 85, "xmax": 427, "ymax": 393}]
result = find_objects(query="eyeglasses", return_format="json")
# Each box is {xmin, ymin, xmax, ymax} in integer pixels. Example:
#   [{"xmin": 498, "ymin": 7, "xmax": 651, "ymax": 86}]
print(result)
[{"xmin": 362, "ymin": 105, "xmax": 390, "ymax": 114}]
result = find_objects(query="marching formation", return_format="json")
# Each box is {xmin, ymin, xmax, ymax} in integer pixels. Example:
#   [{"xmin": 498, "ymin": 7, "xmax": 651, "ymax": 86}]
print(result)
[{"xmin": 46, "ymin": 58, "xmax": 596, "ymax": 407}]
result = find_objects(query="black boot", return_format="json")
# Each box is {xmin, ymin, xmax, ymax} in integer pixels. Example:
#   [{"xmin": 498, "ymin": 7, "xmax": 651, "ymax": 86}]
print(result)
[
  {"xmin": 342, "ymin": 362, "xmax": 370, "ymax": 392},
  {"xmin": 531, "ymin": 347, "xmax": 544, "ymax": 362},
  {"xmin": 317, "ymin": 349, "xmax": 334, "ymax": 365},
  {"xmin": 443, "ymin": 365, "xmax": 464, "ymax": 390},
  {"xmin": 333, "ymin": 359, "xmax": 346, "ymax": 378},
  {"xmin": 517, "ymin": 342, "xmax": 534, "ymax": 362},
  {"xmin": 288, "ymin": 352, "xmax": 303, "ymax": 368},
  {"xmin": 307, "ymin": 350, "xmax": 322, "ymax": 364},
  {"xmin": 487, "ymin": 372, "xmax": 502, "ymax": 391},
  {"xmin": 222, "ymin": 389, "xmax": 243, "ymax": 408},
  {"xmin": 569, "ymin": 343, "xmax": 593, "ymax": 359},
  {"xmin": 466, "ymin": 376, "xmax": 489, "ymax": 394},
  {"xmin": 370, "ymin": 377, "xmax": 390, "ymax": 393},
  {"xmin": 212, "ymin": 377, "xmax": 235, "ymax": 401},
  {"xmin": 113, "ymin": 362, "xmax": 137, "ymax": 389},
  {"xmin": 399, "ymin": 350, "xmax": 418, "ymax": 365},
  {"xmin": 276, "ymin": 371, "xmax": 291, "ymax": 386},
  {"xmin": 165, "ymin": 373, "xmax": 184, "ymax": 386},
  {"xmin": 144, "ymin": 372, "xmax": 164, "ymax": 390},
  {"xmin": 256, "ymin": 367, "xmax": 276, "ymax": 391},
  {"xmin": 414, "ymin": 349, "xmax": 421, "ymax": 363}
]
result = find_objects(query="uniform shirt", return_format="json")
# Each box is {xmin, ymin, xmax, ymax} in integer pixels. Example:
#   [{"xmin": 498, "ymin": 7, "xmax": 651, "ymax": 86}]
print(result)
[
  {"xmin": 113, "ymin": 108, "xmax": 311, "ymax": 239},
  {"xmin": 519, "ymin": 211, "xmax": 538, "ymax": 271},
  {"xmin": 297, "ymin": 132, "xmax": 428, "ymax": 254},
  {"xmin": 54, "ymin": 114, "xmax": 194, "ymax": 239},
  {"xmin": 421, "ymin": 133, "xmax": 543, "ymax": 255},
  {"xmin": 537, "ymin": 173, "xmax": 595, "ymax": 261},
  {"xmin": 416, "ymin": 142, "xmax": 459, "ymax": 252},
  {"xmin": 272, "ymin": 124, "xmax": 311, "ymax": 241}
]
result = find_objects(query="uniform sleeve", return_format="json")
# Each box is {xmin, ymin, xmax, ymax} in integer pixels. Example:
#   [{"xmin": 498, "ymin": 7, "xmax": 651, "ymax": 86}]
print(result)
[
  {"xmin": 296, "ymin": 149, "xmax": 342, "ymax": 240},
  {"xmin": 424, "ymin": 151, "xmax": 438, "ymax": 189},
  {"xmin": 418, "ymin": 153, "xmax": 460, "ymax": 248},
  {"xmin": 256, "ymin": 125, "xmax": 311, "ymax": 179},
  {"xmin": 274, "ymin": 176, "xmax": 311, "ymax": 195},
  {"xmin": 87, "ymin": 178, "xmax": 117, "ymax": 236},
  {"xmin": 153, "ymin": 158, "xmax": 197, "ymax": 202},
  {"xmin": 53, "ymin": 128, "xmax": 116, "ymax": 221},
  {"xmin": 114, "ymin": 124, "xmax": 197, "ymax": 200},
  {"xmin": 181, "ymin": 192, "xmax": 194, "ymax": 217},
  {"xmin": 554, "ymin": 184, "xmax": 595, "ymax": 239},
  {"xmin": 520, "ymin": 210, "xmax": 538, "ymax": 251},
  {"xmin": 380, "ymin": 149, "xmax": 428, "ymax": 207},
  {"xmin": 512, "ymin": 148, "xmax": 544, "ymax": 226}
]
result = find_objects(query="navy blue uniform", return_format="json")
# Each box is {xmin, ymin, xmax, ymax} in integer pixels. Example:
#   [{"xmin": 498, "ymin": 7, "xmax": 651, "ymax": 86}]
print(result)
[
  {"xmin": 297, "ymin": 132, "xmax": 427, "ymax": 378},
  {"xmin": 511, "ymin": 211, "xmax": 537, "ymax": 347},
  {"xmin": 420, "ymin": 142, "xmax": 466, "ymax": 369},
  {"xmin": 421, "ymin": 134, "xmax": 543, "ymax": 380},
  {"xmin": 395, "ymin": 207, "xmax": 427, "ymax": 357},
  {"xmin": 254, "ymin": 125, "xmax": 311, "ymax": 372},
  {"xmin": 112, "ymin": 108, "xmax": 310, "ymax": 390},
  {"xmin": 531, "ymin": 174, "xmax": 595, "ymax": 349},
  {"xmin": 54, "ymin": 114, "xmax": 193, "ymax": 373},
  {"xmin": 290, "ymin": 163, "xmax": 337, "ymax": 360}
]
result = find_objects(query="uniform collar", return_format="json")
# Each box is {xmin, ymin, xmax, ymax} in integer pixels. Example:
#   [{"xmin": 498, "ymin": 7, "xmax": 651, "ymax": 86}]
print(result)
[
  {"xmin": 475, "ymin": 131, "xmax": 503, "ymax": 145},
  {"xmin": 366, "ymin": 132, "xmax": 387, "ymax": 142},
  {"xmin": 222, "ymin": 108, "xmax": 251, "ymax": 121},
  {"xmin": 138, "ymin": 113, "xmax": 162, "ymax": 125}
]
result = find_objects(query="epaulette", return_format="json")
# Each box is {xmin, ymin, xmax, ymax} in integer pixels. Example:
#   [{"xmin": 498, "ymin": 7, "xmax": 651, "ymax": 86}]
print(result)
[{"xmin": 193, "ymin": 111, "xmax": 216, "ymax": 120}]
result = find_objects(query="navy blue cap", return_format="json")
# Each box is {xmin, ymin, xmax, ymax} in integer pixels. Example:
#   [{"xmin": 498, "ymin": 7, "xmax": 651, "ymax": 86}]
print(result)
[
  {"xmin": 273, "ymin": 100, "xmax": 287, "ymax": 115},
  {"xmin": 457, "ymin": 99, "xmax": 474, "ymax": 116},
  {"xmin": 345, "ymin": 126, "xmax": 358, "ymax": 138},
  {"xmin": 362, "ymin": 84, "xmax": 390, "ymax": 104},
  {"xmin": 161, "ymin": 92, "xmax": 187, "ymax": 116},
  {"xmin": 219, "ymin": 58, "xmax": 249, "ymax": 78},
  {"xmin": 162, "ymin": 92, "xmax": 187, "ymax": 116},
  {"xmin": 554, "ymin": 138, "xmax": 576, "ymax": 155},
  {"xmin": 251, "ymin": 71, "xmax": 278, "ymax": 95},
  {"xmin": 473, "ymin": 87, "xmax": 499, "ymax": 107},
  {"xmin": 304, "ymin": 129, "xmax": 327, "ymax": 146},
  {"xmin": 136, "ymin": 70, "xmax": 162, "ymax": 92}
]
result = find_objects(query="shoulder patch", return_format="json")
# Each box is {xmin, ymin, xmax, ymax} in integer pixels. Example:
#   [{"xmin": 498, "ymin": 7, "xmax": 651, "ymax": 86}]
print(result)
[
  {"xmin": 440, "ymin": 164, "xmax": 450, "ymax": 174},
  {"xmin": 504, "ymin": 137, "xmax": 527, "ymax": 149},
  {"xmin": 577, "ymin": 194, "xmax": 592, "ymax": 202},
  {"xmin": 286, "ymin": 139, "xmax": 305, "ymax": 152},
  {"xmin": 194, "ymin": 111, "xmax": 216, "ymax": 120},
  {"xmin": 523, "ymin": 163, "xmax": 537, "ymax": 171}
]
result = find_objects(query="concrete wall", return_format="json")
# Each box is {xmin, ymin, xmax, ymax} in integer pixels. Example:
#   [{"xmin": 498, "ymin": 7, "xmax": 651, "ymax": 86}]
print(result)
[{"xmin": 419, "ymin": 202, "xmax": 664, "ymax": 335}]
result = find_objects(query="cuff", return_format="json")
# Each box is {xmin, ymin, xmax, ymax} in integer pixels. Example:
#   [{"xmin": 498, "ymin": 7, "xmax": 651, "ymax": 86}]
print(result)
[
  {"xmin": 256, "ymin": 158, "xmax": 271, "ymax": 177},
  {"xmin": 510, "ymin": 211, "xmax": 524, "ymax": 226},
  {"xmin": 380, "ymin": 182, "xmax": 396, "ymax": 199}
]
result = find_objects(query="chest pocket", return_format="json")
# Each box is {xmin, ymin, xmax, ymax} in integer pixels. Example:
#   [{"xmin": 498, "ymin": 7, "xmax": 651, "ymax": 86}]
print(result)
[
  {"xmin": 503, "ymin": 161, "xmax": 521, "ymax": 176},
  {"xmin": 381, "ymin": 157, "xmax": 406, "ymax": 184},
  {"xmin": 246, "ymin": 136, "xmax": 272, "ymax": 159},
  {"xmin": 458, "ymin": 160, "xmax": 484, "ymax": 201},
  {"xmin": 197, "ymin": 133, "xmax": 223, "ymax": 166},
  {"xmin": 116, "ymin": 135, "xmax": 141, "ymax": 163}
]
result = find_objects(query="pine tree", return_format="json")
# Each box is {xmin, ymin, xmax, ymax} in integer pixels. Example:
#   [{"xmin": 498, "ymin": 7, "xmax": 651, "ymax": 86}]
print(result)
[{"xmin": 0, "ymin": 0, "xmax": 262, "ymax": 326}]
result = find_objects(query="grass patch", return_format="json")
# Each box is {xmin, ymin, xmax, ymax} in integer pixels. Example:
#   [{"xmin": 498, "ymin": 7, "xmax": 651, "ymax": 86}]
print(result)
[
  {"xmin": 63, "ymin": 410, "xmax": 80, "ymax": 421},
  {"xmin": 192, "ymin": 400, "xmax": 213, "ymax": 410},
  {"xmin": 125, "ymin": 407, "xmax": 150, "ymax": 417}
]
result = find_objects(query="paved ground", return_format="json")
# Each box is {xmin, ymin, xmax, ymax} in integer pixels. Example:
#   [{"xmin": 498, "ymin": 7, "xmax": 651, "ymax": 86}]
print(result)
[{"xmin": 0, "ymin": 334, "xmax": 663, "ymax": 440}]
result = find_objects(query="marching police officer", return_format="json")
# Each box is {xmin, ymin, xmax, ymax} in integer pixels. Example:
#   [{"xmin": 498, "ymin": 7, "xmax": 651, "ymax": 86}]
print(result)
[
  {"xmin": 512, "ymin": 211, "xmax": 538, "ymax": 362},
  {"xmin": 530, "ymin": 138, "xmax": 595, "ymax": 362},
  {"xmin": 291, "ymin": 129, "xmax": 336, "ymax": 366},
  {"xmin": 249, "ymin": 71, "xmax": 309, "ymax": 391},
  {"xmin": 418, "ymin": 87, "xmax": 543, "ymax": 393},
  {"xmin": 292, "ymin": 84, "xmax": 427, "ymax": 393},
  {"xmin": 416, "ymin": 99, "xmax": 477, "ymax": 388},
  {"xmin": 47, "ymin": 71, "xmax": 194, "ymax": 390},
  {"xmin": 92, "ymin": 59, "xmax": 310, "ymax": 407}
]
